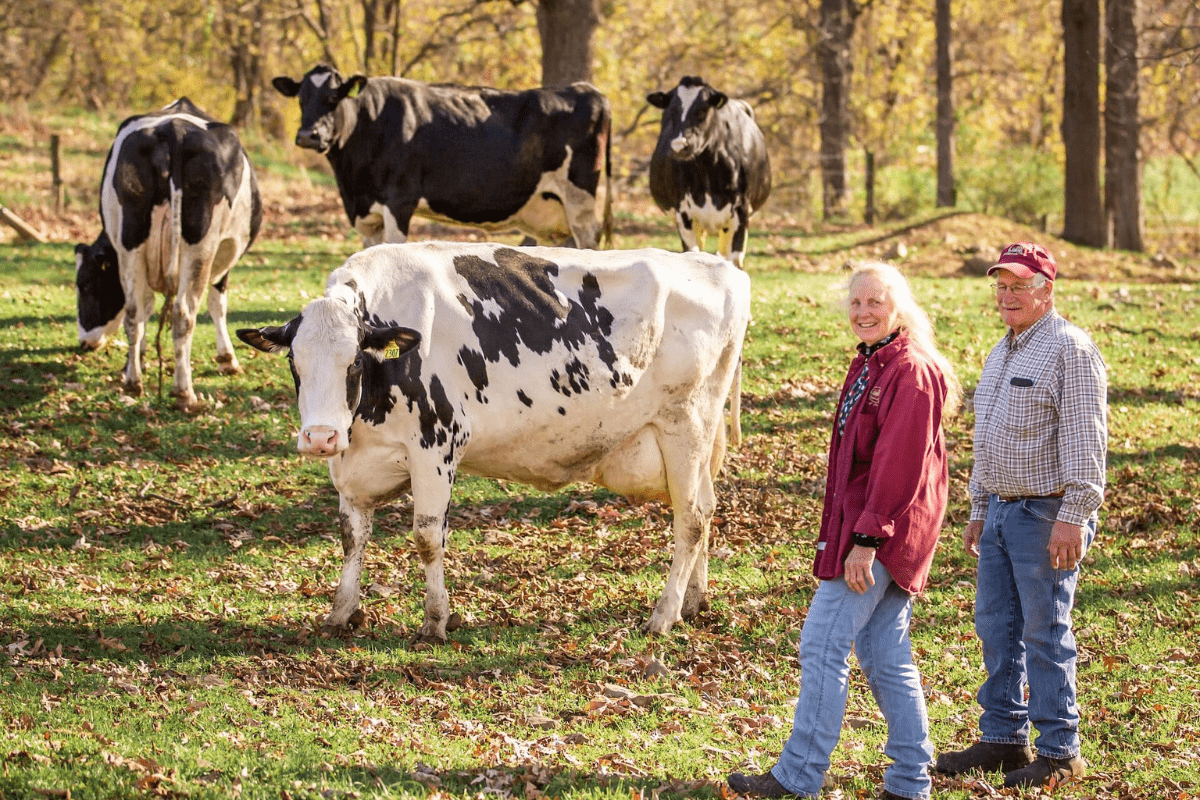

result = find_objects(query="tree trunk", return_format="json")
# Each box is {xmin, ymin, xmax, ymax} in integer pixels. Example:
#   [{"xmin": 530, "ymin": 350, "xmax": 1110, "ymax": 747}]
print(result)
[
  {"xmin": 935, "ymin": 0, "xmax": 956, "ymax": 207},
  {"xmin": 1061, "ymin": 0, "xmax": 1105, "ymax": 247},
  {"xmin": 536, "ymin": 0, "xmax": 599, "ymax": 86},
  {"xmin": 361, "ymin": 0, "xmax": 382, "ymax": 72},
  {"xmin": 227, "ymin": 2, "xmax": 265, "ymax": 128},
  {"xmin": 1105, "ymin": 0, "xmax": 1143, "ymax": 252},
  {"xmin": 817, "ymin": 0, "xmax": 859, "ymax": 221},
  {"xmin": 389, "ymin": 0, "xmax": 403, "ymax": 75},
  {"xmin": 864, "ymin": 148, "xmax": 876, "ymax": 224}
]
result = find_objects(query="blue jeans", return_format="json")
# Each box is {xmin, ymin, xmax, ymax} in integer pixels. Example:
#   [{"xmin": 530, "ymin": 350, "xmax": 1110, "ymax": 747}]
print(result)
[
  {"xmin": 772, "ymin": 559, "xmax": 933, "ymax": 799},
  {"xmin": 975, "ymin": 495, "xmax": 1096, "ymax": 759}
]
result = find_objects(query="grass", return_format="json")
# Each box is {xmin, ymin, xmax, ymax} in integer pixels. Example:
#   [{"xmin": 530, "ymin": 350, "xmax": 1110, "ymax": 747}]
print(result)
[{"xmin": 2, "ymin": 199, "xmax": 1200, "ymax": 799}]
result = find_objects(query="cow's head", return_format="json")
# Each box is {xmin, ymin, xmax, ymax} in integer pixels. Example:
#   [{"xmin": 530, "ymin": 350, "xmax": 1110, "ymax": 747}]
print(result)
[
  {"xmin": 272, "ymin": 65, "xmax": 368, "ymax": 153},
  {"xmin": 237, "ymin": 294, "xmax": 420, "ymax": 458},
  {"xmin": 74, "ymin": 230, "xmax": 125, "ymax": 351},
  {"xmin": 647, "ymin": 76, "xmax": 728, "ymax": 161}
]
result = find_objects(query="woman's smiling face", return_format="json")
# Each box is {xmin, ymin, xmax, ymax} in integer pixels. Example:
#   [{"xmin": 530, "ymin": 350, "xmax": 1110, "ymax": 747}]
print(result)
[{"xmin": 847, "ymin": 274, "xmax": 899, "ymax": 346}]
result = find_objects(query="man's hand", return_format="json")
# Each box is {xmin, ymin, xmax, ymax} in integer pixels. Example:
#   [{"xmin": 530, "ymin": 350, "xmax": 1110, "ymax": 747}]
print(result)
[
  {"xmin": 844, "ymin": 545, "xmax": 877, "ymax": 594},
  {"xmin": 963, "ymin": 520, "xmax": 984, "ymax": 558},
  {"xmin": 1049, "ymin": 521, "xmax": 1085, "ymax": 570}
]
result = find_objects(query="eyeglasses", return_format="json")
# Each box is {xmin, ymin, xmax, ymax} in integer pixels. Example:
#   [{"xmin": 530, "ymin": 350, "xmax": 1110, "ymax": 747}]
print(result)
[{"xmin": 990, "ymin": 282, "xmax": 1040, "ymax": 296}]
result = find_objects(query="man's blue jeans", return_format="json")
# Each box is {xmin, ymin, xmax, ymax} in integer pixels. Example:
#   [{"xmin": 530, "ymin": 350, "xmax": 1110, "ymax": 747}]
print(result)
[
  {"xmin": 975, "ymin": 495, "xmax": 1096, "ymax": 759},
  {"xmin": 772, "ymin": 559, "xmax": 934, "ymax": 799}
]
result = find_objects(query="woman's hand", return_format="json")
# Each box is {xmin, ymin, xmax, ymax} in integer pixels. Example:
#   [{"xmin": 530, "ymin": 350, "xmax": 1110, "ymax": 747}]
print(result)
[{"xmin": 844, "ymin": 545, "xmax": 877, "ymax": 594}]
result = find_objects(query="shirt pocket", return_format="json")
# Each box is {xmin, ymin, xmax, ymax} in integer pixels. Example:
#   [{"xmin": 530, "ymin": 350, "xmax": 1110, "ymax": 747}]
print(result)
[{"xmin": 997, "ymin": 377, "xmax": 1056, "ymax": 442}]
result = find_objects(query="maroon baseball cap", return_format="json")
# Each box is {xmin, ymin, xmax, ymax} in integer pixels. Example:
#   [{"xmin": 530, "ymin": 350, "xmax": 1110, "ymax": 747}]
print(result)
[{"xmin": 988, "ymin": 241, "xmax": 1057, "ymax": 281}]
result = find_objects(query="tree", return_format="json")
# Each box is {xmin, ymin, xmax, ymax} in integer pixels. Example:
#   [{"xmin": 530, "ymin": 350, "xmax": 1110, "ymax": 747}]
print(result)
[
  {"xmin": 536, "ymin": 0, "xmax": 600, "ymax": 85},
  {"xmin": 817, "ymin": 0, "xmax": 866, "ymax": 220},
  {"xmin": 1105, "ymin": 0, "xmax": 1143, "ymax": 251},
  {"xmin": 1061, "ymin": 0, "xmax": 1105, "ymax": 247},
  {"xmin": 223, "ymin": 1, "xmax": 267, "ymax": 127},
  {"xmin": 935, "ymin": 0, "xmax": 955, "ymax": 207}
]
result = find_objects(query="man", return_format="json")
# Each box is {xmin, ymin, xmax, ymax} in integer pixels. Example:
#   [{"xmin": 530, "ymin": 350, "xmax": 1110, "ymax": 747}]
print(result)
[{"xmin": 936, "ymin": 242, "xmax": 1107, "ymax": 790}]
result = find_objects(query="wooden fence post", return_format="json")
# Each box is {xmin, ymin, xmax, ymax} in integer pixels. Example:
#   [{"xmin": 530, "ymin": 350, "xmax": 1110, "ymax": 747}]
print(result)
[{"xmin": 50, "ymin": 134, "xmax": 65, "ymax": 212}]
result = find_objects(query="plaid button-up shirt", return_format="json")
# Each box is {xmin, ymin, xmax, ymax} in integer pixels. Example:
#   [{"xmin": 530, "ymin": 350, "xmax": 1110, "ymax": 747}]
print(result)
[{"xmin": 969, "ymin": 309, "xmax": 1108, "ymax": 527}]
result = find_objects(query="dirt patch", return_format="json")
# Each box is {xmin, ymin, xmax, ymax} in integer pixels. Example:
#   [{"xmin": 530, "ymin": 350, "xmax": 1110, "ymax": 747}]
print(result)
[{"xmin": 756, "ymin": 211, "xmax": 1200, "ymax": 283}]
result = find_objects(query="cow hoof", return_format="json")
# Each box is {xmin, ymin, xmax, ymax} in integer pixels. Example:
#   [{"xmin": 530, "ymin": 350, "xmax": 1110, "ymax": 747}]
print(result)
[
  {"xmin": 216, "ymin": 355, "xmax": 243, "ymax": 375},
  {"xmin": 641, "ymin": 615, "xmax": 677, "ymax": 636},
  {"xmin": 175, "ymin": 394, "xmax": 205, "ymax": 414},
  {"xmin": 123, "ymin": 381, "xmax": 144, "ymax": 397},
  {"xmin": 321, "ymin": 607, "xmax": 366, "ymax": 634},
  {"xmin": 410, "ymin": 630, "xmax": 448, "ymax": 647},
  {"xmin": 446, "ymin": 612, "xmax": 463, "ymax": 632}
]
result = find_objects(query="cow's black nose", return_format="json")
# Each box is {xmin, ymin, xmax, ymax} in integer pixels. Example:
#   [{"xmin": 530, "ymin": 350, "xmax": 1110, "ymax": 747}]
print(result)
[{"xmin": 295, "ymin": 130, "xmax": 320, "ymax": 150}]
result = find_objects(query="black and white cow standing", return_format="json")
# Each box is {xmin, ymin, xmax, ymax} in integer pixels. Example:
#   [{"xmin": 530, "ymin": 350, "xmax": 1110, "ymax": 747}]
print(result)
[
  {"xmin": 237, "ymin": 241, "xmax": 750, "ymax": 643},
  {"xmin": 647, "ymin": 76, "xmax": 771, "ymax": 269},
  {"xmin": 75, "ymin": 97, "xmax": 262, "ymax": 410},
  {"xmin": 647, "ymin": 77, "xmax": 770, "ymax": 447},
  {"xmin": 272, "ymin": 65, "xmax": 613, "ymax": 249}
]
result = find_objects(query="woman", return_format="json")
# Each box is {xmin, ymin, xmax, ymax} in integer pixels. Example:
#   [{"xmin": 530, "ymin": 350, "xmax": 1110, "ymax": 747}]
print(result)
[{"xmin": 728, "ymin": 262, "xmax": 962, "ymax": 800}]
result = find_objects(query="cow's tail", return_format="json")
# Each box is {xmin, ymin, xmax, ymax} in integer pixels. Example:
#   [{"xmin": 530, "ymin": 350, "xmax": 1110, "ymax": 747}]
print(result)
[
  {"xmin": 167, "ymin": 149, "xmax": 184, "ymax": 291},
  {"xmin": 602, "ymin": 110, "xmax": 614, "ymax": 249}
]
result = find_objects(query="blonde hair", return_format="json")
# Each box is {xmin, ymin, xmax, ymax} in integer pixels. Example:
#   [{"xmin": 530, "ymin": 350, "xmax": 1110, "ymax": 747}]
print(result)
[{"xmin": 843, "ymin": 261, "xmax": 963, "ymax": 416}]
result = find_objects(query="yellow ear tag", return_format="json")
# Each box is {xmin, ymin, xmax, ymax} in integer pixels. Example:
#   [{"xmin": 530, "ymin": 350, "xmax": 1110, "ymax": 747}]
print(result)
[{"xmin": 382, "ymin": 341, "xmax": 401, "ymax": 360}]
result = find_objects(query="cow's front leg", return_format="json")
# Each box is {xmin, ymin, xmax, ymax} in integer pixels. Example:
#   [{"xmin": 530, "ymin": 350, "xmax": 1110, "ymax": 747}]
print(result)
[
  {"xmin": 674, "ymin": 210, "xmax": 701, "ymax": 253},
  {"xmin": 412, "ymin": 509, "xmax": 452, "ymax": 645},
  {"xmin": 324, "ymin": 496, "xmax": 374, "ymax": 631},
  {"xmin": 726, "ymin": 208, "xmax": 750, "ymax": 269}
]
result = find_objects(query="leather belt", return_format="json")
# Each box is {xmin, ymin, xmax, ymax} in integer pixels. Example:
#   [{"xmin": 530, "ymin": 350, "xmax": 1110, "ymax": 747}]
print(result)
[{"xmin": 997, "ymin": 491, "xmax": 1065, "ymax": 503}]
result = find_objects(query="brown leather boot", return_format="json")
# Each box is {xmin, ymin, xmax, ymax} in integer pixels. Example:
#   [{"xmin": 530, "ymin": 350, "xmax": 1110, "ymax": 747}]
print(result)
[
  {"xmin": 934, "ymin": 740, "xmax": 1035, "ymax": 775},
  {"xmin": 726, "ymin": 771, "xmax": 800, "ymax": 798},
  {"xmin": 1003, "ymin": 754, "xmax": 1086, "ymax": 789}
]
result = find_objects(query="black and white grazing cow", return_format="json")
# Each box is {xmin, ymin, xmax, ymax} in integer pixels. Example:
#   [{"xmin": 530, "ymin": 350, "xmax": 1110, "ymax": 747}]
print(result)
[
  {"xmin": 237, "ymin": 241, "xmax": 750, "ymax": 643},
  {"xmin": 272, "ymin": 65, "xmax": 613, "ymax": 249},
  {"xmin": 75, "ymin": 97, "xmax": 262, "ymax": 410},
  {"xmin": 647, "ymin": 76, "xmax": 771, "ymax": 269}
]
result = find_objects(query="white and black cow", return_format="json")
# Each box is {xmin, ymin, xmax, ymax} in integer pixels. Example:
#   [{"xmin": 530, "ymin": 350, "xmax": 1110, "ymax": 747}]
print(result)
[
  {"xmin": 272, "ymin": 65, "xmax": 613, "ymax": 249},
  {"xmin": 237, "ymin": 241, "xmax": 750, "ymax": 643},
  {"xmin": 647, "ymin": 76, "xmax": 771, "ymax": 269},
  {"xmin": 75, "ymin": 97, "xmax": 261, "ymax": 411}
]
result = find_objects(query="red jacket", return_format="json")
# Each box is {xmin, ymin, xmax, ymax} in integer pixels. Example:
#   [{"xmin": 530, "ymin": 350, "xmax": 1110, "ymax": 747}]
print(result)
[{"xmin": 813, "ymin": 331, "xmax": 949, "ymax": 594}]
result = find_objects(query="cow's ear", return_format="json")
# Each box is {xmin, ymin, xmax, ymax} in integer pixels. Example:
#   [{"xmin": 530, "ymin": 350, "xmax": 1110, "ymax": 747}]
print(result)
[
  {"xmin": 362, "ymin": 326, "xmax": 421, "ymax": 360},
  {"xmin": 343, "ymin": 75, "xmax": 368, "ymax": 99},
  {"xmin": 647, "ymin": 92, "xmax": 670, "ymax": 109},
  {"xmin": 709, "ymin": 91, "xmax": 729, "ymax": 109},
  {"xmin": 237, "ymin": 324, "xmax": 294, "ymax": 353},
  {"xmin": 272, "ymin": 76, "xmax": 301, "ymax": 97}
]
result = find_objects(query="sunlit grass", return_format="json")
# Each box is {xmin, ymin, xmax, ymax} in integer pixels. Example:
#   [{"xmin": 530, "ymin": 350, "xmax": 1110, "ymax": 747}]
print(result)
[{"xmin": 2, "ymin": 217, "xmax": 1199, "ymax": 800}]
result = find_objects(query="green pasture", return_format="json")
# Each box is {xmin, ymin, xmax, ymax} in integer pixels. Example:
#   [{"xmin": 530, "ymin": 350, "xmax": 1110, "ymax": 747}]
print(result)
[{"xmin": 1, "ymin": 231, "xmax": 1198, "ymax": 800}]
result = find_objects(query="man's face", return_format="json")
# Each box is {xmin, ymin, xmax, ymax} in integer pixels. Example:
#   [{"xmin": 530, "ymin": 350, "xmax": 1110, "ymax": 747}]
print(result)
[{"xmin": 993, "ymin": 267, "xmax": 1053, "ymax": 334}]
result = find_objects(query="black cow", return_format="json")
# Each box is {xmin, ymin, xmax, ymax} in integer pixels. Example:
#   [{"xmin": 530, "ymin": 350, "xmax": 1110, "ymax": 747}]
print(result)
[
  {"xmin": 75, "ymin": 97, "xmax": 262, "ymax": 411},
  {"xmin": 647, "ymin": 76, "xmax": 771, "ymax": 269},
  {"xmin": 272, "ymin": 65, "xmax": 612, "ymax": 248}
]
